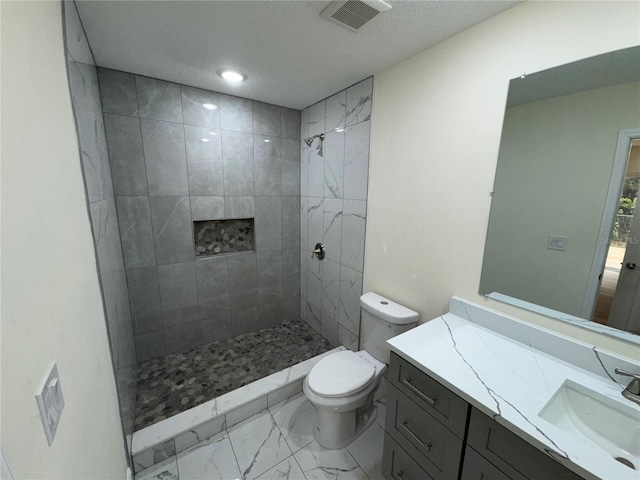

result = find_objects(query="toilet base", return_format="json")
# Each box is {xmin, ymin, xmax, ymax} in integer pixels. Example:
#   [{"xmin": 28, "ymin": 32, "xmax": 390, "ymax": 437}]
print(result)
[{"xmin": 313, "ymin": 396, "xmax": 378, "ymax": 449}]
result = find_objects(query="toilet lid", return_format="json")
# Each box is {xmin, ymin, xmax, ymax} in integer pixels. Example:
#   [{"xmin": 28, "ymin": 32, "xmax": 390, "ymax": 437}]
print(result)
[{"xmin": 307, "ymin": 351, "xmax": 376, "ymax": 398}]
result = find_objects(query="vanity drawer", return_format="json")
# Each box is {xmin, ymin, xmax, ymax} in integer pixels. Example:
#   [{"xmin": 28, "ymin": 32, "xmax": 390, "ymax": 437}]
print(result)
[
  {"xmin": 467, "ymin": 408, "xmax": 583, "ymax": 480},
  {"xmin": 461, "ymin": 446, "xmax": 511, "ymax": 480},
  {"xmin": 389, "ymin": 352, "xmax": 469, "ymax": 437},
  {"xmin": 386, "ymin": 383, "xmax": 463, "ymax": 480},
  {"xmin": 383, "ymin": 433, "xmax": 435, "ymax": 480}
]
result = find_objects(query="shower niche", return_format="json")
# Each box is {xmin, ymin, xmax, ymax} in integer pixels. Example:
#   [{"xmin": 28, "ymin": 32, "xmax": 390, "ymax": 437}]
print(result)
[{"xmin": 193, "ymin": 218, "xmax": 254, "ymax": 257}]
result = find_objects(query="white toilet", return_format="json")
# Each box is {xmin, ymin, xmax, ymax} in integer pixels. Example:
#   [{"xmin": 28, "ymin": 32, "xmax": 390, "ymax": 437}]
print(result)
[{"xmin": 303, "ymin": 292, "xmax": 419, "ymax": 449}]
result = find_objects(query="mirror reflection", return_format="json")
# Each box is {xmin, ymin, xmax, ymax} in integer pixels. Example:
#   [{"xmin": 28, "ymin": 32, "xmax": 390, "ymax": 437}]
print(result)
[{"xmin": 480, "ymin": 46, "xmax": 640, "ymax": 339}]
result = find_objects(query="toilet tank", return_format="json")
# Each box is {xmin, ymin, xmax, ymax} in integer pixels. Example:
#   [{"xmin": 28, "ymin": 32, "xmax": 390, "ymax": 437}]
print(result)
[{"xmin": 360, "ymin": 292, "xmax": 419, "ymax": 364}]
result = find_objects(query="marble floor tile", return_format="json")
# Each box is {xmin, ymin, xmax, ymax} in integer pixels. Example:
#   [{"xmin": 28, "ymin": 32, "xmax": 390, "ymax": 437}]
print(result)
[
  {"xmin": 228, "ymin": 411, "xmax": 293, "ymax": 480},
  {"xmin": 176, "ymin": 431, "xmax": 242, "ymax": 480},
  {"xmin": 135, "ymin": 456, "xmax": 179, "ymax": 480},
  {"xmin": 255, "ymin": 456, "xmax": 306, "ymax": 480},
  {"xmin": 270, "ymin": 393, "xmax": 318, "ymax": 453},
  {"xmin": 294, "ymin": 442, "xmax": 369, "ymax": 480},
  {"xmin": 346, "ymin": 423, "xmax": 385, "ymax": 480}
]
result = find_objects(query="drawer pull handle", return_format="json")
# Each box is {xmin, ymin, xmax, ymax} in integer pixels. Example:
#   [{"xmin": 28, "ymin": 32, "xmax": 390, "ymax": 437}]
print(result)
[
  {"xmin": 395, "ymin": 471, "xmax": 404, "ymax": 479},
  {"xmin": 401, "ymin": 420, "xmax": 433, "ymax": 452},
  {"xmin": 402, "ymin": 377, "xmax": 437, "ymax": 406}
]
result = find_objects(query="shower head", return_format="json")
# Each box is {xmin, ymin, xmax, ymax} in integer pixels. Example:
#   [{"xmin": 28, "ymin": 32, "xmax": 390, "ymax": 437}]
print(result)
[{"xmin": 304, "ymin": 133, "xmax": 325, "ymax": 147}]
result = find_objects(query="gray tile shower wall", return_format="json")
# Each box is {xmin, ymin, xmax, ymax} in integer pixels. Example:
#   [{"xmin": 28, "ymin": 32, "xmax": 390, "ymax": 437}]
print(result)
[
  {"xmin": 63, "ymin": 1, "xmax": 136, "ymax": 452},
  {"xmin": 299, "ymin": 78, "xmax": 372, "ymax": 351},
  {"xmin": 98, "ymin": 68, "xmax": 301, "ymax": 362}
]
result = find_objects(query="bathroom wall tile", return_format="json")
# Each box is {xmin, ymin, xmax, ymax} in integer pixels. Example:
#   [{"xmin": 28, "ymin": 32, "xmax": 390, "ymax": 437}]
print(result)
[
  {"xmin": 68, "ymin": 60, "xmax": 96, "ymax": 114},
  {"xmin": 220, "ymin": 94, "xmax": 253, "ymax": 133},
  {"xmin": 321, "ymin": 312, "xmax": 339, "ymax": 347},
  {"xmin": 201, "ymin": 308, "xmax": 232, "ymax": 344},
  {"xmin": 306, "ymin": 302, "xmax": 322, "ymax": 335},
  {"xmin": 141, "ymin": 119, "xmax": 189, "ymax": 195},
  {"xmin": 338, "ymin": 325, "xmax": 358, "ymax": 352},
  {"xmin": 267, "ymin": 381, "xmax": 303, "ymax": 408},
  {"xmin": 300, "ymin": 144, "xmax": 309, "ymax": 197},
  {"xmin": 224, "ymin": 196, "xmax": 255, "ymax": 218},
  {"xmin": 115, "ymin": 196, "xmax": 156, "ymax": 269},
  {"xmin": 181, "ymin": 86, "xmax": 220, "ymax": 128},
  {"xmin": 325, "ymin": 90, "xmax": 347, "ymax": 132},
  {"xmin": 300, "ymin": 197, "xmax": 309, "ymax": 252},
  {"xmin": 228, "ymin": 254, "xmax": 258, "ymax": 308},
  {"xmin": 323, "ymin": 198, "xmax": 343, "ymax": 263},
  {"xmin": 253, "ymin": 102, "xmax": 282, "ymax": 137},
  {"xmin": 135, "ymin": 75, "xmax": 183, "ymax": 123},
  {"xmin": 158, "ymin": 261, "xmax": 199, "ymax": 326},
  {"xmin": 184, "ymin": 126, "xmax": 224, "ymax": 196},
  {"xmin": 257, "ymin": 251, "xmax": 283, "ymax": 304},
  {"xmin": 132, "ymin": 439, "xmax": 177, "ymax": 473},
  {"xmin": 104, "ymin": 114, "xmax": 148, "ymax": 195},
  {"xmin": 135, "ymin": 330, "xmax": 166, "ymax": 362},
  {"xmin": 254, "ymin": 135, "xmax": 282, "ymax": 196},
  {"xmin": 64, "ymin": 1, "xmax": 94, "ymax": 65},
  {"xmin": 338, "ymin": 265, "xmax": 363, "ymax": 336},
  {"xmin": 177, "ymin": 432, "xmax": 242, "ymax": 480},
  {"xmin": 283, "ymin": 295, "xmax": 300, "ymax": 322},
  {"xmin": 343, "ymin": 120, "xmax": 370, "ymax": 201},
  {"xmin": 149, "ymin": 196, "xmax": 194, "ymax": 265},
  {"xmin": 346, "ymin": 77, "xmax": 373, "ymax": 126},
  {"xmin": 255, "ymin": 197, "xmax": 282, "ymax": 252},
  {"xmin": 323, "ymin": 129, "xmax": 345, "ymax": 199},
  {"xmin": 308, "ymin": 100, "xmax": 326, "ymax": 137},
  {"xmin": 258, "ymin": 301, "xmax": 283, "ymax": 329},
  {"xmin": 126, "ymin": 266, "xmax": 163, "ymax": 335},
  {"xmin": 307, "ymin": 257, "xmax": 322, "ymax": 310},
  {"xmin": 299, "ymin": 249, "xmax": 308, "ymax": 322},
  {"xmin": 307, "ymin": 197, "xmax": 323, "ymax": 252},
  {"xmin": 281, "ymin": 108, "xmax": 301, "ymax": 140},
  {"xmin": 165, "ymin": 320, "xmax": 202, "ymax": 354},
  {"xmin": 190, "ymin": 196, "xmax": 225, "ymax": 221},
  {"xmin": 230, "ymin": 305, "xmax": 260, "ymax": 336},
  {"xmin": 90, "ymin": 198, "xmax": 125, "ymax": 273},
  {"xmin": 282, "ymin": 197, "xmax": 300, "ymax": 249},
  {"xmin": 195, "ymin": 256, "xmax": 230, "ymax": 316},
  {"xmin": 282, "ymin": 139, "xmax": 301, "ymax": 196},
  {"xmin": 300, "ymin": 108, "xmax": 309, "ymax": 140},
  {"xmin": 222, "ymin": 130, "xmax": 254, "ymax": 195},
  {"xmin": 226, "ymin": 396, "xmax": 269, "ymax": 430},
  {"xmin": 100, "ymin": 269, "xmax": 132, "ymax": 364},
  {"xmin": 98, "ymin": 68, "xmax": 138, "ymax": 116},
  {"xmin": 135, "ymin": 456, "xmax": 178, "ymax": 479},
  {"xmin": 282, "ymin": 248, "xmax": 300, "ymax": 295},
  {"xmin": 307, "ymin": 146, "xmax": 324, "ymax": 198},
  {"xmin": 321, "ymin": 259, "xmax": 340, "ymax": 321},
  {"xmin": 341, "ymin": 199, "xmax": 366, "ymax": 272}
]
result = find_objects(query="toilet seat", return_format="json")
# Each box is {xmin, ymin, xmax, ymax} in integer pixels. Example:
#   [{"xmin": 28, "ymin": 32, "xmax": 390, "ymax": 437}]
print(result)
[{"xmin": 307, "ymin": 351, "xmax": 376, "ymax": 398}]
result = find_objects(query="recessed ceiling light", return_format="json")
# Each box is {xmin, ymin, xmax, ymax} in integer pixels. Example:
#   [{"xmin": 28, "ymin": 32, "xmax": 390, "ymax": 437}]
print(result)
[
  {"xmin": 208, "ymin": 131, "xmax": 218, "ymax": 135},
  {"xmin": 202, "ymin": 103, "xmax": 217, "ymax": 110},
  {"xmin": 219, "ymin": 69, "xmax": 246, "ymax": 83},
  {"xmin": 264, "ymin": 139, "xmax": 272, "ymax": 143},
  {"xmin": 200, "ymin": 138, "xmax": 210, "ymax": 143}
]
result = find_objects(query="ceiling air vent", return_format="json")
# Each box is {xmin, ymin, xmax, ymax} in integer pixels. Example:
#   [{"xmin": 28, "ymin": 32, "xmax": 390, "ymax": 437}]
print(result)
[{"xmin": 320, "ymin": 0, "xmax": 392, "ymax": 32}]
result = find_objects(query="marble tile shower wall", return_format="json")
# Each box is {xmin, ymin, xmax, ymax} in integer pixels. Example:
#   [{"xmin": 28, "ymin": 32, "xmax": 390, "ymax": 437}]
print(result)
[
  {"xmin": 63, "ymin": 1, "xmax": 136, "ymax": 449},
  {"xmin": 299, "ymin": 78, "xmax": 372, "ymax": 351},
  {"xmin": 98, "ymin": 68, "xmax": 301, "ymax": 362}
]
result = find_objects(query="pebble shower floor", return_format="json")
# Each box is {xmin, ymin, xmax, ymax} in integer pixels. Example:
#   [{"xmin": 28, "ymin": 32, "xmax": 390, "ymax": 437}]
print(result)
[{"xmin": 134, "ymin": 319, "xmax": 332, "ymax": 430}]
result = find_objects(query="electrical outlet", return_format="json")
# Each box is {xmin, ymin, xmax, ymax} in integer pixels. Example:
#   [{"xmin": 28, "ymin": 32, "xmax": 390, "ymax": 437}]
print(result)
[
  {"xmin": 547, "ymin": 235, "xmax": 568, "ymax": 251},
  {"xmin": 35, "ymin": 363, "xmax": 65, "ymax": 446}
]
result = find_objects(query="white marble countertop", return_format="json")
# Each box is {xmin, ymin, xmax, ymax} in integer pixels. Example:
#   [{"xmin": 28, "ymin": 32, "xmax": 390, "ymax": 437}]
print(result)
[{"xmin": 387, "ymin": 297, "xmax": 640, "ymax": 480}]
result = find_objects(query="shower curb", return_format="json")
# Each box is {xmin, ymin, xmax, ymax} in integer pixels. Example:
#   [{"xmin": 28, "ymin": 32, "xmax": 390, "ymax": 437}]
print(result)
[{"xmin": 131, "ymin": 346, "xmax": 346, "ymax": 473}]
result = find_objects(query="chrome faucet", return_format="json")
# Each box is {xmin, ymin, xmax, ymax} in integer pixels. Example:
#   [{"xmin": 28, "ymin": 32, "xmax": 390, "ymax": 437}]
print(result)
[{"xmin": 615, "ymin": 369, "xmax": 640, "ymax": 405}]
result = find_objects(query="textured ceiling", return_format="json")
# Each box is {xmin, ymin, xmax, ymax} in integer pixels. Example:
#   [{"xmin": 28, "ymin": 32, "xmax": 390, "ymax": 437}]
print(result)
[{"xmin": 76, "ymin": 0, "xmax": 521, "ymax": 110}]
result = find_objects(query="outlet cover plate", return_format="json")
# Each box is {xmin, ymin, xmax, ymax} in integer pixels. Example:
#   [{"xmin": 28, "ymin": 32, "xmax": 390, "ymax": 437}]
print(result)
[
  {"xmin": 547, "ymin": 235, "xmax": 568, "ymax": 251},
  {"xmin": 35, "ymin": 363, "xmax": 65, "ymax": 446}
]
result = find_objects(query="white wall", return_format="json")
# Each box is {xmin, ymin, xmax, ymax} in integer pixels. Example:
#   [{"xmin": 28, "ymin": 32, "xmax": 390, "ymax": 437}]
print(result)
[
  {"xmin": 366, "ymin": 1, "xmax": 640, "ymax": 359},
  {"xmin": 1, "ymin": 2, "xmax": 129, "ymax": 478}
]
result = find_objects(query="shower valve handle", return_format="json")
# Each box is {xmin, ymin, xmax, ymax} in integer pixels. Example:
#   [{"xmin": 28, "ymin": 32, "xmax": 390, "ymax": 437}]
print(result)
[{"xmin": 311, "ymin": 243, "xmax": 325, "ymax": 260}]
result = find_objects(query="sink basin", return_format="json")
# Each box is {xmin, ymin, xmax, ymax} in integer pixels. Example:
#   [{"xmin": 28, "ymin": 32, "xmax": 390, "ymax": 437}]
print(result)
[{"xmin": 539, "ymin": 380, "xmax": 640, "ymax": 471}]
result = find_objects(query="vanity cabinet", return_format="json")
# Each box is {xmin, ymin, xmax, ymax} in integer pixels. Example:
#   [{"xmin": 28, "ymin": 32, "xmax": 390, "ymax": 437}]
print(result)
[{"xmin": 383, "ymin": 353, "xmax": 584, "ymax": 480}]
